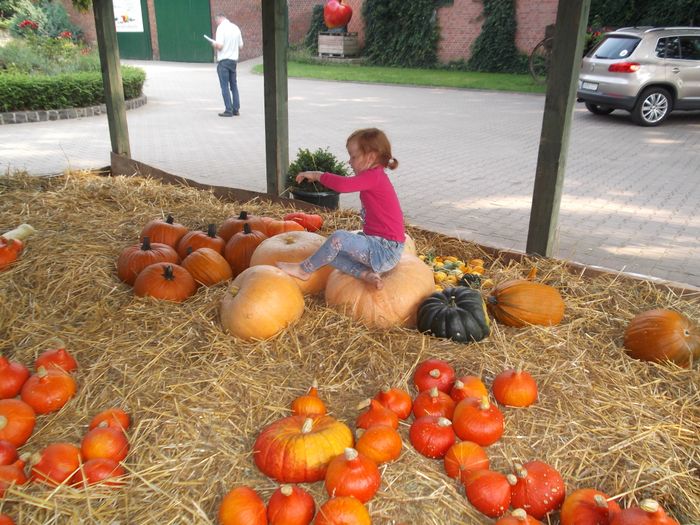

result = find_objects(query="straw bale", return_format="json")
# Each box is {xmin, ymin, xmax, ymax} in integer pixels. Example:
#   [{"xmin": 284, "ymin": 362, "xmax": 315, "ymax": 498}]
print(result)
[{"xmin": 0, "ymin": 170, "xmax": 698, "ymax": 524}]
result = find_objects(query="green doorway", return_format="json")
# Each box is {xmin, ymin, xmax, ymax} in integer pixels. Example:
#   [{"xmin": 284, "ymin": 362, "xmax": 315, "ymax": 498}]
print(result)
[
  {"xmin": 154, "ymin": 0, "xmax": 214, "ymax": 62},
  {"xmin": 115, "ymin": 0, "xmax": 152, "ymax": 60}
]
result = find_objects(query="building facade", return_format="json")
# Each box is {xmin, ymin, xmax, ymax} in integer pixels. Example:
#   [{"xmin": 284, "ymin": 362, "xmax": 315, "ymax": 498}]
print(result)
[{"xmin": 63, "ymin": 0, "xmax": 557, "ymax": 64}]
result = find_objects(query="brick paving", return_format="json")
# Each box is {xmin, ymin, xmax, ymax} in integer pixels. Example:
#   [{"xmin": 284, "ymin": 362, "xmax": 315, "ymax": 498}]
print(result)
[{"xmin": 1, "ymin": 58, "xmax": 698, "ymax": 289}]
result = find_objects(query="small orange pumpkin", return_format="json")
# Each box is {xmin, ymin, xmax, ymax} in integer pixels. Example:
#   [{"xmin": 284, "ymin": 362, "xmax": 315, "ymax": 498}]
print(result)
[
  {"xmin": 409, "ymin": 416, "xmax": 455, "ymax": 459},
  {"xmin": 464, "ymin": 469, "xmax": 513, "ymax": 518},
  {"xmin": 560, "ymin": 488, "xmax": 621, "ymax": 525},
  {"xmin": 494, "ymin": 509, "xmax": 542, "ymax": 524},
  {"xmin": 450, "ymin": 375, "xmax": 488, "ymax": 403},
  {"xmin": 267, "ymin": 484, "xmax": 316, "ymax": 525},
  {"xmin": 487, "ymin": 279, "xmax": 565, "ymax": 327},
  {"xmin": 218, "ymin": 486, "xmax": 267, "ymax": 525},
  {"xmin": 355, "ymin": 425, "xmax": 402, "ymax": 465},
  {"xmin": 0, "ymin": 459, "xmax": 27, "ymax": 497},
  {"xmin": 224, "ymin": 224, "xmax": 269, "ymax": 277},
  {"xmin": 0, "ymin": 356, "xmax": 30, "ymax": 399},
  {"xmin": 140, "ymin": 215, "xmax": 188, "ymax": 247},
  {"xmin": 452, "ymin": 396, "xmax": 504, "ymax": 447},
  {"xmin": 35, "ymin": 339, "xmax": 78, "ymax": 373},
  {"xmin": 30, "ymin": 442, "xmax": 82, "ymax": 486},
  {"xmin": 265, "ymin": 219, "xmax": 306, "ymax": 237},
  {"xmin": 0, "ymin": 399, "xmax": 36, "ymax": 447},
  {"xmin": 412, "ymin": 386, "xmax": 456, "ymax": 419},
  {"xmin": 443, "ymin": 441, "xmax": 489, "ymax": 482},
  {"xmin": 81, "ymin": 423, "xmax": 129, "ymax": 462},
  {"xmin": 291, "ymin": 380, "xmax": 327, "ymax": 417},
  {"xmin": 0, "ymin": 440, "xmax": 17, "ymax": 466},
  {"xmin": 89, "ymin": 408, "xmax": 131, "ymax": 431},
  {"xmin": 181, "ymin": 247, "xmax": 232, "ymax": 287},
  {"xmin": 219, "ymin": 211, "xmax": 269, "ymax": 241},
  {"xmin": 117, "ymin": 237, "xmax": 180, "ymax": 286},
  {"xmin": 355, "ymin": 399, "xmax": 399, "ymax": 430},
  {"xmin": 177, "ymin": 224, "xmax": 225, "ymax": 258},
  {"xmin": 623, "ymin": 309, "xmax": 700, "ymax": 367},
  {"xmin": 284, "ymin": 212, "xmax": 324, "ymax": 232},
  {"xmin": 492, "ymin": 367, "xmax": 538, "ymax": 408},
  {"xmin": 609, "ymin": 499, "xmax": 679, "ymax": 525},
  {"xmin": 313, "ymin": 496, "xmax": 371, "ymax": 525},
  {"xmin": 20, "ymin": 366, "xmax": 77, "ymax": 415},
  {"xmin": 373, "ymin": 386, "xmax": 412, "ymax": 420},
  {"xmin": 133, "ymin": 263, "xmax": 197, "ymax": 302},
  {"xmin": 72, "ymin": 458, "xmax": 126, "ymax": 487},
  {"xmin": 0, "ymin": 224, "xmax": 35, "ymax": 272},
  {"xmin": 324, "ymin": 448, "xmax": 381, "ymax": 503}
]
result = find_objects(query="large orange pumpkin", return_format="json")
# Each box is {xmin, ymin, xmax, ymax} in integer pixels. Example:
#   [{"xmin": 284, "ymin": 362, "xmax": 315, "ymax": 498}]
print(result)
[
  {"xmin": 324, "ymin": 253, "xmax": 434, "ymax": 329},
  {"xmin": 133, "ymin": 263, "xmax": 197, "ymax": 302},
  {"xmin": 253, "ymin": 415, "xmax": 354, "ymax": 483},
  {"xmin": 139, "ymin": 215, "xmax": 188, "ymax": 247},
  {"xmin": 487, "ymin": 279, "xmax": 565, "ymax": 327},
  {"xmin": 249, "ymin": 231, "xmax": 331, "ymax": 295},
  {"xmin": 116, "ymin": 237, "xmax": 180, "ymax": 286},
  {"xmin": 219, "ymin": 212, "xmax": 270, "ymax": 241},
  {"xmin": 220, "ymin": 265, "xmax": 304, "ymax": 341},
  {"xmin": 176, "ymin": 224, "xmax": 225, "ymax": 259},
  {"xmin": 623, "ymin": 309, "xmax": 700, "ymax": 367}
]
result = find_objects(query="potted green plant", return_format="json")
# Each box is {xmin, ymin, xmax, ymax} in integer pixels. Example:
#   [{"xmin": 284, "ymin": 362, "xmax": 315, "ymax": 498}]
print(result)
[{"xmin": 286, "ymin": 147, "xmax": 350, "ymax": 210}]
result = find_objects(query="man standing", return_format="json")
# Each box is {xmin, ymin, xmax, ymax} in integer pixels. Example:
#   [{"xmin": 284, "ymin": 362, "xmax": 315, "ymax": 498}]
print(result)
[{"xmin": 211, "ymin": 14, "xmax": 243, "ymax": 117}]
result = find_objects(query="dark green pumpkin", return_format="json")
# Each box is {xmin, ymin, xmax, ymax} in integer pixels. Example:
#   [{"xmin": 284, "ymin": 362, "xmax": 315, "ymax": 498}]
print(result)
[{"xmin": 417, "ymin": 287, "xmax": 490, "ymax": 343}]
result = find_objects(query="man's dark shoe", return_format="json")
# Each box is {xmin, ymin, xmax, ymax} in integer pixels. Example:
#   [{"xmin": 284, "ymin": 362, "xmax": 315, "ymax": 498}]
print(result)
[
  {"xmin": 218, "ymin": 111, "xmax": 233, "ymax": 117},
  {"xmin": 232, "ymin": 110, "xmax": 240, "ymax": 116}
]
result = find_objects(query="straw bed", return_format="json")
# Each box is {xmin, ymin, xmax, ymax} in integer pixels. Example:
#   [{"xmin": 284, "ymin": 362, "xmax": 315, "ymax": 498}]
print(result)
[{"xmin": 0, "ymin": 171, "xmax": 698, "ymax": 524}]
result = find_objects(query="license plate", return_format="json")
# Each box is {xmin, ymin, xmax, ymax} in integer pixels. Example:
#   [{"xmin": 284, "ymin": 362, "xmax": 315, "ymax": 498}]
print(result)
[{"xmin": 581, "ymin": 81, "xmax": 598, "ymax": 91}]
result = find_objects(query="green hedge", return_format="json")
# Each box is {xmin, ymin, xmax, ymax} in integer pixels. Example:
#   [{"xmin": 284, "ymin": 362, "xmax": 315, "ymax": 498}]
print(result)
[
  {"xmin": 468, "ymin": 0, "xmax": 525, "ymax": 73},
  {"xmin": 0, "ymin": 66, "xmax": 145, "ymax": 112}
]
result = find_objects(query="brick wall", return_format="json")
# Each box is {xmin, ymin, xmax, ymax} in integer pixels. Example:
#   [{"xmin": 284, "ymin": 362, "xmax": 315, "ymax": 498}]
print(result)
[{"xmin": 63, "ymin": 0, "xmax": 557, "ymax": 64}]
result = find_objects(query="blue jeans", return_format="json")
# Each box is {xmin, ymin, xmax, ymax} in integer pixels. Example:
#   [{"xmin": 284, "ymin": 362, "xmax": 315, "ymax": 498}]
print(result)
[
  {"xmin": 300, "ymin": 230, "xmax": 404, "ymax": 279},
  {"xmin": 217, "ymin": 59, "xmax": 239, "ymax": 113}
]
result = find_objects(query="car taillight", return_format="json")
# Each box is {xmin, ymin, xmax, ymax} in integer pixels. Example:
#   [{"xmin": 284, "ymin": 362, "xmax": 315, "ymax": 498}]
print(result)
[{"xmin": 608, "ymin": 62, "xmax": 640, "ymax": 73}]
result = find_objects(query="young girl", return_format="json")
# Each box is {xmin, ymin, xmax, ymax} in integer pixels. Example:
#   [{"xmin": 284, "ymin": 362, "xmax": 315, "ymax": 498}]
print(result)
[{"xmin": 278, "ymin": 128, "xmax": 405, "ymax": 290}]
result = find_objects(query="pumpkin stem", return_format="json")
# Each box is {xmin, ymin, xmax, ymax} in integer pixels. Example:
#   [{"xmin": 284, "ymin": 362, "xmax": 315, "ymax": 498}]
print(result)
[
  {"xmin": 37, "ymin": 366, "xmax": 48, "ymax": 379},
  {"xmin": 356, "ymin": 398, "xmax": 371, "ymax": 411},
  {"xmin": 344, "ymin": 448, "xmax": 359, "ymax": 461},
  {"xmin": 381, "ymin": 386, "xmax": 391, "ymax": 394},
  {"xmin": 514, "ymin": 463, "xmax": 528, "ymax": 479},
  {"xmin": 437, "ymin": 417, "xmax": 451, "ymax": 428},
  {"xmin": 163, "ymin": 265, "xmax": 175, "ymax": 281},
  {"xmin": 511, "ymin": 509, "xmax": 528, "ymax": 520},
  {"xmin": 141, "ymin": 237, "xmax": 152, "ymax": 251},
  {"xmin": 2, "ymin": 223, "xmax": 36, "ymax": 242},
  {"xmin": 243, "ymin": 223, "xmax": 252, "ymax": 235},
  {"xmin": 639, "ymin": 499, "xmax": 660, "ymax": 513},
  {"xmin": 207, "ymin": 224, "xmax": 217, "ymax": 238},
  {"xmin": 301, "ymin": 418, "xmax": 313, "ymax": 434},
  {"xmin": 355, "ymin": 428, "xmax": 365, "ymax": 439},
  {"xmin": 280, "ymin": 484, "xmax": 293, "ymax": 497},
  {"xmin": 310, "ymin": 379, "xmax": 319, "ymax": 390},
  {"xmin": 593, "ymin": 494, "xmax": 608, "ymax": 508},
  {"xmin": 487, "ymin": 295, "xmax": 498, "ymax": 305},
  {"xmin": 479, "ymin": 396, "xmax": 490, "ymax": 411},
  {"xmin": 186, "ymin": 246, "xmax": 193, "ymax": 256},
  {"xmin": 165, "ymin": 215, "xmax": 175, "ymax": 224},
  {"xmin": 453, "ymin": 380, "xmax": 464, "ymax": 390},
  {"xmin": 238, "ymin": 211, "xmax": 248, "ymax": 220},
  {"xmin": 0, "ymin": 415, "xmax": 7, "ymax": 430},
  {"xmin": 506, "ymin": 473, "xmax": 518, "ymax": 486},
  {"xmin": 429, "ymin": 369, "xmax": 441, "ymax": 379},
  {"xmin": 429, "ymin": 386, "xmax": 439, "ymax": 400}
]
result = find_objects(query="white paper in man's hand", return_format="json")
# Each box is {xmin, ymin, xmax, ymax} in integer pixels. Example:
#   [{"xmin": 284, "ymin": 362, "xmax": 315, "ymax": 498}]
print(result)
[{"xmin": 203, "ymin": 34, "xmax": 215, "ymax": 43}]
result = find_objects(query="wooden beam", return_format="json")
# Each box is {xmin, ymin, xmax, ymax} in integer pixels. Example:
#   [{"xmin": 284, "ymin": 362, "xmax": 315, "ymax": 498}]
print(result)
[
  {"xmin": 93, "ymin": 0, "xmax": 131, "ymax": 157},
  {"xmin": 261, "ymin": 0, "xmax": 290, "ymax": 196},
  {"xmin": 525, "ymin": 0, "xmax": 591, "ymax": 256}
]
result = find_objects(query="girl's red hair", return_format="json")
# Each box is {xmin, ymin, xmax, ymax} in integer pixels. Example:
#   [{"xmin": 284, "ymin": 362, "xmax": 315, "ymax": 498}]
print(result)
[{"xmin": 346, "ymin": 128, "xmax": 398, "ymax": 170}]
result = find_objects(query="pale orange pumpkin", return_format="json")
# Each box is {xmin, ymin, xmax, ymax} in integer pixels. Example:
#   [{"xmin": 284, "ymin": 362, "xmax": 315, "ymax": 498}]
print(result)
[
  {"xmin": 181, "ymin": 247, "xmax": 232, "ymax": 287},
  {"xmin": 220, "ymin": 265, "xmax": 305, "ymax": 341},
  {"xmin": 623, "ymin": 309, "xmax": 700, "ymax": 367},
  {"xmin": 324, "ymin": 448, "xmax": 380, "ymax": 503},
  {"xmin": 487, "ymin": 279, "xmax": 565, "ymax": 327},
  {"xmin": 253, "ymin": 415, "xmax": 354, "ymax": 483},
  {"xmin": 373, "ymin": 386, "xmax": 412, "ymax": 420},
  {"xmin": 265, "ymin": 219, "xmax": 306, "ymax": 237},
  {"xmin": 443, "ymin": 441, "xmax": 489, "ymax": 482},
  {"xmin": 325, "ymin": 253, "xmax": 434, "ymax": 329},
  {"xmin": 267, "ymin": 484, "xmax": 316, "ymax": 525},
  {"xmin": 249, "ymin": 231, "xmax": 332, "ymax": 295}
]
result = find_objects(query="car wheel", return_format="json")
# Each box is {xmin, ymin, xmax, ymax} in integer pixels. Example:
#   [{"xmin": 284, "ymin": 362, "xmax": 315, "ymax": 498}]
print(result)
[
  {"xmin": 632, "ymin": 87, "xmax": 672, "ymax": 126},
  {"xmin": 585, "ymin": 102, "xmax": 614, "ymax": 115}
]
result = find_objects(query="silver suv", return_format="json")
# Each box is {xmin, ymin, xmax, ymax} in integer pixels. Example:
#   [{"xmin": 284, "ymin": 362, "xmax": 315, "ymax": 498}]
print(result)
[{"xmin": 577, "ymin": 27, "xmax": 700, "ymax": 126}]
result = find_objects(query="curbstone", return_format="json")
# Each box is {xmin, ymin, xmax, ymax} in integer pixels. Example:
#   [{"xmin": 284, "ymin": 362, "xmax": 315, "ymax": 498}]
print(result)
[{"xmin": 0, "ymin": 95, "xmax": 148, "ymax": 125}]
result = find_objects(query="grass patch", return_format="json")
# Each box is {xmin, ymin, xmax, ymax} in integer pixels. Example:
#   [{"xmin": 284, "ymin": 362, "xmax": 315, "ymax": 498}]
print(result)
[{"xmin": 252, "ymin": 60, "xmax": 546, "ymax": 94}]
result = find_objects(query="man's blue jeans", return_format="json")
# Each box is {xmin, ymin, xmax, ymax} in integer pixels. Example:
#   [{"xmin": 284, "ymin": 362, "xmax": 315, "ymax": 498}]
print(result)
[{"xmin": 217, "ymin": 59, "xmax": 239, "ymax": 113}]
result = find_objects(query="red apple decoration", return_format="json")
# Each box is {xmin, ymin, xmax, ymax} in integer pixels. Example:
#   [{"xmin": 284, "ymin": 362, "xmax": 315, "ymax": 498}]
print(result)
[{"xmin": 324, "ymin": 0, "xmax": 353, "ymax": 29}]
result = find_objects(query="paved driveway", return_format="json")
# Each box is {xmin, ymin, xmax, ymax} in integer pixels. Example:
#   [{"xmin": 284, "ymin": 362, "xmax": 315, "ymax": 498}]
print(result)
[{"xmin": 1, "ymin": 59, "xmax": 699, "ymax": 288}]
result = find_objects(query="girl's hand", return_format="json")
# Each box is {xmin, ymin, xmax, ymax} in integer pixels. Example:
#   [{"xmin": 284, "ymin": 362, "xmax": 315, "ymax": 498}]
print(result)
[{"xmin": 296, "ymin": 171, "xmax": 323, "ymax": 184}]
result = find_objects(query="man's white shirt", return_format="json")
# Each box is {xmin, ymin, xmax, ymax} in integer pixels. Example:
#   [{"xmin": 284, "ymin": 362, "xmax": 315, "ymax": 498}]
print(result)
[{"xmin": 215, "ymin": 19, "xmax": 243, "ymax": 62}]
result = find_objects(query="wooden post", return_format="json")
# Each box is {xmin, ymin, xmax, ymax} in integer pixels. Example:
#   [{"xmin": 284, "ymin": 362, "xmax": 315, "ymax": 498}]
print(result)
[
  {"xmin": 262, "ymin": 0, "xmax": 289, "ymax": 196},
  {"xmin": 93, "ymin": 0, "xmax": 131, "ymax": 157},
  {"xmin": 525, "ymin": 0, "xmax": 591, "ymax": 256}
]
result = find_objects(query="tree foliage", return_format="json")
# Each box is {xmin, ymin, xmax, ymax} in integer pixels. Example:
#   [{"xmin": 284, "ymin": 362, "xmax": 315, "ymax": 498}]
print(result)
[{"xmin": 589, "ymin": 0, "xmax": 699, "ymax": 27}]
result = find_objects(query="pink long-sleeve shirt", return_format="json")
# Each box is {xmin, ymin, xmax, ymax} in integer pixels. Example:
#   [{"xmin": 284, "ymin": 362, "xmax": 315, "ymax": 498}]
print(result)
[{"xmin": 320, "ymin": 166, "xmax": 406, "ymax": 243}]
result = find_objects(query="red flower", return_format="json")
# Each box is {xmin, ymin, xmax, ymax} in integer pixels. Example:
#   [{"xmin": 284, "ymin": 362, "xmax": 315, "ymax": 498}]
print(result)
[
  {"xmin": 59, "ymin": 31, "xmax": 73, "ymax": 39},
  {"xmin": 19, "ymin": 19, "xmax": 39, "ymax": 31}
]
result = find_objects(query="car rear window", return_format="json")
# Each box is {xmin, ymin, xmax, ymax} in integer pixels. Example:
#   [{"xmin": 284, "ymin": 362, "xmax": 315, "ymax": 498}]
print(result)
[{"xmin": 589, "ymin": 35, "xmax": 641, "ymax": 59}]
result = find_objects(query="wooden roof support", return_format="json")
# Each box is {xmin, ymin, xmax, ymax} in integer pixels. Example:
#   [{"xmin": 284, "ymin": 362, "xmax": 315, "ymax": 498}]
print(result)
[
  {"xmin": 526, "ymin": 0, "xmax": 591, "ymax": 257},
  {"xmin": 93, "ymin": 0, "xmax": 131, "ymax": 157},
  {"xmin": 262, "ymin": 0, "xmax": 290, "ymax": 196}
]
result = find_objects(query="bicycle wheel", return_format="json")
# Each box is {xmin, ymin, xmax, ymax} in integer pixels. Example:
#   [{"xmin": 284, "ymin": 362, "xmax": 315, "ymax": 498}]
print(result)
[{"xmin": 529, "ymin": 38, "xmax": 552, "ymax": 85}]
